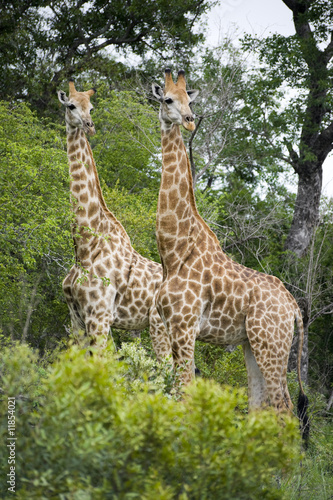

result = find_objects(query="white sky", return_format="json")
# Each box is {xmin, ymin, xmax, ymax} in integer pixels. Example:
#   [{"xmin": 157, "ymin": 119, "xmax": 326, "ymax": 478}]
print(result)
[{"xmin": 206, "ymin": 0, "xmax": 333, "ymax": 199}]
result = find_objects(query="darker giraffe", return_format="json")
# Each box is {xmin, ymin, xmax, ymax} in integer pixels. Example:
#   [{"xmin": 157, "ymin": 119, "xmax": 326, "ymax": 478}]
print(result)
[{"xmin": 152, "ymin": 70, "xmax": 308, "ymax": 434}]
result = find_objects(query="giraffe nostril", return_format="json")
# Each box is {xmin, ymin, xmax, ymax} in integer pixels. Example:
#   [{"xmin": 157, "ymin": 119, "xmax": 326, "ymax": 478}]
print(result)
[{"xmin": 185, "ymin": 115, "xmax": 194, "ymax": 123}]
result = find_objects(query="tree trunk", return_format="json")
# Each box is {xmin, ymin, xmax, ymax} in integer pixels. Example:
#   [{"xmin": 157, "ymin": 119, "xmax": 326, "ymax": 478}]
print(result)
[
  {"xmin": 327, "ymin": 390, "xmax": 333, "ymax": 412},
  {"xmin": 281, "ymin": 0, "xmax": 333, "ymax": 257},
  {"xmin": 284, "ymin": 165, "xmax": 322, "ymax": 257},
  {"xmin": 21, "ymin": 273, "xmax": 42, "ymax": 342}
]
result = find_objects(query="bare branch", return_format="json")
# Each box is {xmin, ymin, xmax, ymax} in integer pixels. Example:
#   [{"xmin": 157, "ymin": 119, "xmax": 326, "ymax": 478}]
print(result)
[{"xmin": 309, "ymin": 302, "xmax": 333, "ymax": 325}]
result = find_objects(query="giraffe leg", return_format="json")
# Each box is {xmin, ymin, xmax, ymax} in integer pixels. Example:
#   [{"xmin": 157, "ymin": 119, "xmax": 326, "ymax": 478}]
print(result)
[
  {"xmin": 242, "ymin": 341, "xmax": 269, "ymax": 409},
  {"xmin": 63, "ymin": 269, "xmax": 86, "ymax": 344},
  {"xmin": 70, "ymin": 310, "xmax": 86, "ymax": 343},
  {"xmin": 86, "ymin": 317, "xmax": 111, "ymax": 350},
  {"xmin": 64, "ymin": 298, "xmax": 86, "ymax": 345},
  {"xmin": 245, "ymin": 302, "xmax": 295, "ymax": 412},
  {"xmin": 84, "ymin": 283, "xmax": 117, "ymax": 350},
  {"xmin": 149, "ymin": 307, "xmax": 172, "ymax": 361},
  {"xmin": 280, "ymin": 354, "xmax": 293, "ymax": 411},
  {"xmin": 246, "ymin": 331, "xmax": 292, "ymax": 411},
  {"xmin": 169, "ymin": 326, "xmax": 197, "ymax": 386}
]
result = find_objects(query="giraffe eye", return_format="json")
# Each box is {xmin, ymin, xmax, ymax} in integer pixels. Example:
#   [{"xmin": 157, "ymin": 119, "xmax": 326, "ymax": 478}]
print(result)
[
  {"xmin": 164, "ymin": 98, "xmax": 173, "ymax": 105},
  {"xmin": 68, "ymin": 104, "xmax": 76, "ymax": 110}
]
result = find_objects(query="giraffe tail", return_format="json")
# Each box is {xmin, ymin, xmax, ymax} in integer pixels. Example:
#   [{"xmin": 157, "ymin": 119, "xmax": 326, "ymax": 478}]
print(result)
[{"xmin": 295, "ymin": 308, "xmax": 310, "ymax": 447}]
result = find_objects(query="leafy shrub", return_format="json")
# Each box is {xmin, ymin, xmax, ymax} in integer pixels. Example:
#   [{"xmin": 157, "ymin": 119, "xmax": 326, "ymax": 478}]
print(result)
[
  {"xmin": 117, "ymin": 340, "xmax": 177, "ymax": 397},
  {"xmin": 0, "ymin": 342, "xmax": 301, "ymax": 499},
  {"xmin": 0, "ymin": 342, "xmax": 46, "ymax": 494},
  {"xmin": 195, "ymin": 342, "xmax": 248, "ymax": 389},
  {"xmin": 91, "ymin": 89, "xmax": 161, "ymax": 194}
]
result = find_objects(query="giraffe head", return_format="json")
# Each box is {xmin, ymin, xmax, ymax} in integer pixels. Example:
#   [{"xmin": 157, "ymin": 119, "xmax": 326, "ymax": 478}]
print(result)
[
  {"xmin": 58, "ymin": 80, "xmax": 96, "ymax": 136},
  {"xmin": 152, "ymin": 69, "xmax": 199, "ymax": 131}
]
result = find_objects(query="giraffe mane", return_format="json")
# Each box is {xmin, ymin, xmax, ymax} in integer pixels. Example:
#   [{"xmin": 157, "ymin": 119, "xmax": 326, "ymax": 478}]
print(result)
[{"xmin": 84, "ymin": 136, "xmax": 132, "ymax": 245}]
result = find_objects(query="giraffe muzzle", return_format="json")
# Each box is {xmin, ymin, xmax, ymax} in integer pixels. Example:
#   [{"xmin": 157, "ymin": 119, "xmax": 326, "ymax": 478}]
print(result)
[
  {"xmin": 183, "ymin": 115, "xmax": 195, "ymax": 132},
  {"xmin": 84, "ymin": 121, "xmax": 96, "ymax": 136}
]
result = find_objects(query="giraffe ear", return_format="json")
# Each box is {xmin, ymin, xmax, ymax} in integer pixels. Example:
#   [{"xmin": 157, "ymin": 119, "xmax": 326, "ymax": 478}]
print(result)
[
  {"xmin": 187, "ymin": 89, "xmax": 199, "ymax": 103},
  {"xmin": 58, "ymin": 90, "xmax": 69, "ymax": 105},
  {"xmin": 152, "ymin": 83, "xmax": 164, "ymax": 102}
]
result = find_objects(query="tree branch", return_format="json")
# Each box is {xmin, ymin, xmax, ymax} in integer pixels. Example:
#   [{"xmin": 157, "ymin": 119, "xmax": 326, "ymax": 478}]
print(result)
[
  {"xmin": 323, "ymin": 32, "xmax": 333, "ymax": 63},
  {"xmin": 283, "ymin": 139, "xmax": 301, "ymax": 174},
  {"xmin": 309, "ymin": 302, "xmax": 333, "ymax": 326},
  {"xmin": 281, "ymin": 0, "xmax": 297, "ymax": 10},
  {"xmin": 315, "ymin": 121, "xmax": 333, "ymax": 163}
]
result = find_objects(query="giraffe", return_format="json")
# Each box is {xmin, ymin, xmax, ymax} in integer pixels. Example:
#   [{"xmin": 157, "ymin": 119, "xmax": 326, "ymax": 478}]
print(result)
[
  {"xmin": 152, "ymin": 69, "xmax": 308, "ymax": 425},
  {"xmin": 57, "ymin": 80, "xmax": 171, "ymax": 359}
]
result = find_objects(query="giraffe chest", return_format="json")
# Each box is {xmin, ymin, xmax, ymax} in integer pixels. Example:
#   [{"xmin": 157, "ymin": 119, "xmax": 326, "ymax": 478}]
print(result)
[
  {"xmin": 63, "ymin": 254, "xmax": 155, "ymax": 331},
  {"xmin": 112, "ymin": 278, "xmax": 152, "ymax": 330}
]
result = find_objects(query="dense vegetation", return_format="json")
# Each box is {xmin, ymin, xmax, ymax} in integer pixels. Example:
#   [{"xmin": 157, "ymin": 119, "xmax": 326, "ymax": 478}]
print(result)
[
  {"xmin": 0, "ymin": 342, "xmax": 315, "ymax": 499},
  {"xmin": 1, "ymin": 0, "xmax": 333, "ymax": 498}
]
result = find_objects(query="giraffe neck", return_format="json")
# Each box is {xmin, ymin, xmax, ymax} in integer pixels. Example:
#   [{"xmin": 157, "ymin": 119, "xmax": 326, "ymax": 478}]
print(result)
[
  {"xmin": 66, "ymin": 126, "xmax": 131, "ymax": 253},
  {"xmin": 157, "ymin": 124, "xmax": 220, "ymax": 269}
]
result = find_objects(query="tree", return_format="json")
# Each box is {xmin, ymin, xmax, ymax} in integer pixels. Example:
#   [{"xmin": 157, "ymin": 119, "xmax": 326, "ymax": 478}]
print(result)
[
  {"xmin": 242, "ymin": 0, "xmax": 333, "ymax": 257},
  {"xmin": 0, "ymin": 0, "xmax": 215, "ymax": 114}
]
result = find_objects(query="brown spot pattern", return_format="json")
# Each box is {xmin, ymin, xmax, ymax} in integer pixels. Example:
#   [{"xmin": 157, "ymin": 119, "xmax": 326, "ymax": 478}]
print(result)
[
  {"xmin": 155, "ymin": 88, "xmax": 301, "ymax": 411},
  {"xmin": 61, "ymin": 90, "xmax": 172, "ymax": 360}
]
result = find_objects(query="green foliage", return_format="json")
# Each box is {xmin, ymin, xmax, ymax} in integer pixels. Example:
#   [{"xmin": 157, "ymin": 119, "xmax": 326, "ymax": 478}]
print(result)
[
  {"xmin": 195, "ymin": 343, "xmax": 248, "ymax": 390},
  {"xmin": 0, "ymin": 341, "xmax": 43, "ymax": 409},
  {"xmin": 91, "ymin": 89, "xmax": 161, "ymax": 193},
  {"xmin": 0, "ymin": 0, "xmax": 214, "ymax": 114},
  {"xmin": 103, "ymin": 183, "xmax": 160, "ymax": 261},
  {"xmin": 117, "ymin": 340, "xmax": 177, "ymax": 397},
  {"xmin": 0, "ymin": 101, "xmax": 72, "ymax": 347},
  {"xmin": 180, "ymin": 382, "xmax": 300, "ymax": 500},
  {"xmin": 0, "ymin": 343, "xmax": 301, "ymax": 499},
  {"xmin": 281, "ymin": 419, "xmax": 333, "ymax": 499},
  {"xmin": 187, "ymin": 43, "xmax": 294, "ymax": 196},
  {"xmin": 0, "ymin": 341, "xmax": 47, "ymax": 494}
]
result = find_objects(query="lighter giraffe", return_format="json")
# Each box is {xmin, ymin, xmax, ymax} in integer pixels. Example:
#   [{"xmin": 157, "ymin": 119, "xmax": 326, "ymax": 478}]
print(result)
[
  {"xmin": 152, "ymin": 69, "xmax": 308, "ymax": 429},
  {"xmin": 57, "ymin": 80, "xmax": 171, "ymax": 358}
]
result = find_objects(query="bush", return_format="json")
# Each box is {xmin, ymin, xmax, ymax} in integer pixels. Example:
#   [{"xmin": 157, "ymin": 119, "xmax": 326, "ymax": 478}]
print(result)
[
  {"xmin": 195, "ymin": 342, "xmax": 248, "ymax": 388},
  {"xmin": 0, "ymin": 342, "xmax": 302, "ymax": 499}
]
